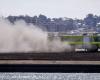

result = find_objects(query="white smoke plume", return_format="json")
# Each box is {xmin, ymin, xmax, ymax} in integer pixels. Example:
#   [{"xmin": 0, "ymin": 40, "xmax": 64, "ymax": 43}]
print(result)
[{"xmin": 0, "ymin": 18, "xmax": 71, "ymax": 52}]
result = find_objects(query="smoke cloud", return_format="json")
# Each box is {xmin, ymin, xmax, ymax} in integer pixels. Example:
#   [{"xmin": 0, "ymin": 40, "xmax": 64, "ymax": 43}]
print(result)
[{"xmin": 0, "ymin": 18, "xmax": 71, "ymax": 52}]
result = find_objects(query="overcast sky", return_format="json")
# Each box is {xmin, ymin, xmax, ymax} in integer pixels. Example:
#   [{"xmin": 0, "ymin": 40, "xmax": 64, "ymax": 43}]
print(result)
[{"xmin": 0, "ymin": 0, "xmax": 99, "ymax": 19}]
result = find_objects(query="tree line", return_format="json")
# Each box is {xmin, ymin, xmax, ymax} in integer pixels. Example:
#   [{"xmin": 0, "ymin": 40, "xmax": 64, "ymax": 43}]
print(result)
[{"xmin": 6, "ymin": 14, "xmax": 100, "ymax": 32}]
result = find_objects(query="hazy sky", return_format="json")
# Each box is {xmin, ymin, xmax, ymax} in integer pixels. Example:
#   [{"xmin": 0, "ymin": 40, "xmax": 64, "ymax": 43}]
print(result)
[{"xmin": 0, "ymin": 0, "xmax": 99, "ymax": 19}]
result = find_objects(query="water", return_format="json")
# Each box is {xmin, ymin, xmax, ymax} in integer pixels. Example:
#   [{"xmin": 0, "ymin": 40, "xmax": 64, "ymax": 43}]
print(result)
[{"xmin": 0, "ymin": 73, "xmax": 100, "ymax": 80}]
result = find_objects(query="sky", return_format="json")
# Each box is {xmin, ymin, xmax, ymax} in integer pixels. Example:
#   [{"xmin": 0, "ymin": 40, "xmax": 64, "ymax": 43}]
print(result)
[{"xmin": 0, "ymin": 0, "xmax": 100, "ymax": 19}]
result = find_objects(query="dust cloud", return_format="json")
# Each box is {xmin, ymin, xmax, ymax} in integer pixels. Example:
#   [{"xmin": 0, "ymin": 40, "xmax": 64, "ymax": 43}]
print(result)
[{"xmin": 0, "ymin": 18, "xmax": 71, "ymax": 52}]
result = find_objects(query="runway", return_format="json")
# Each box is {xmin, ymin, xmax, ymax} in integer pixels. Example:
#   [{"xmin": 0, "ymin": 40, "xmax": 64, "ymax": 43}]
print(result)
[
  {"xmin": 0, "ymin": 52, "xmax": 100, "ymax": 60},
  {"xmin": 0, "ymin": 52, "xmax": 100, "ymax": 64}
]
